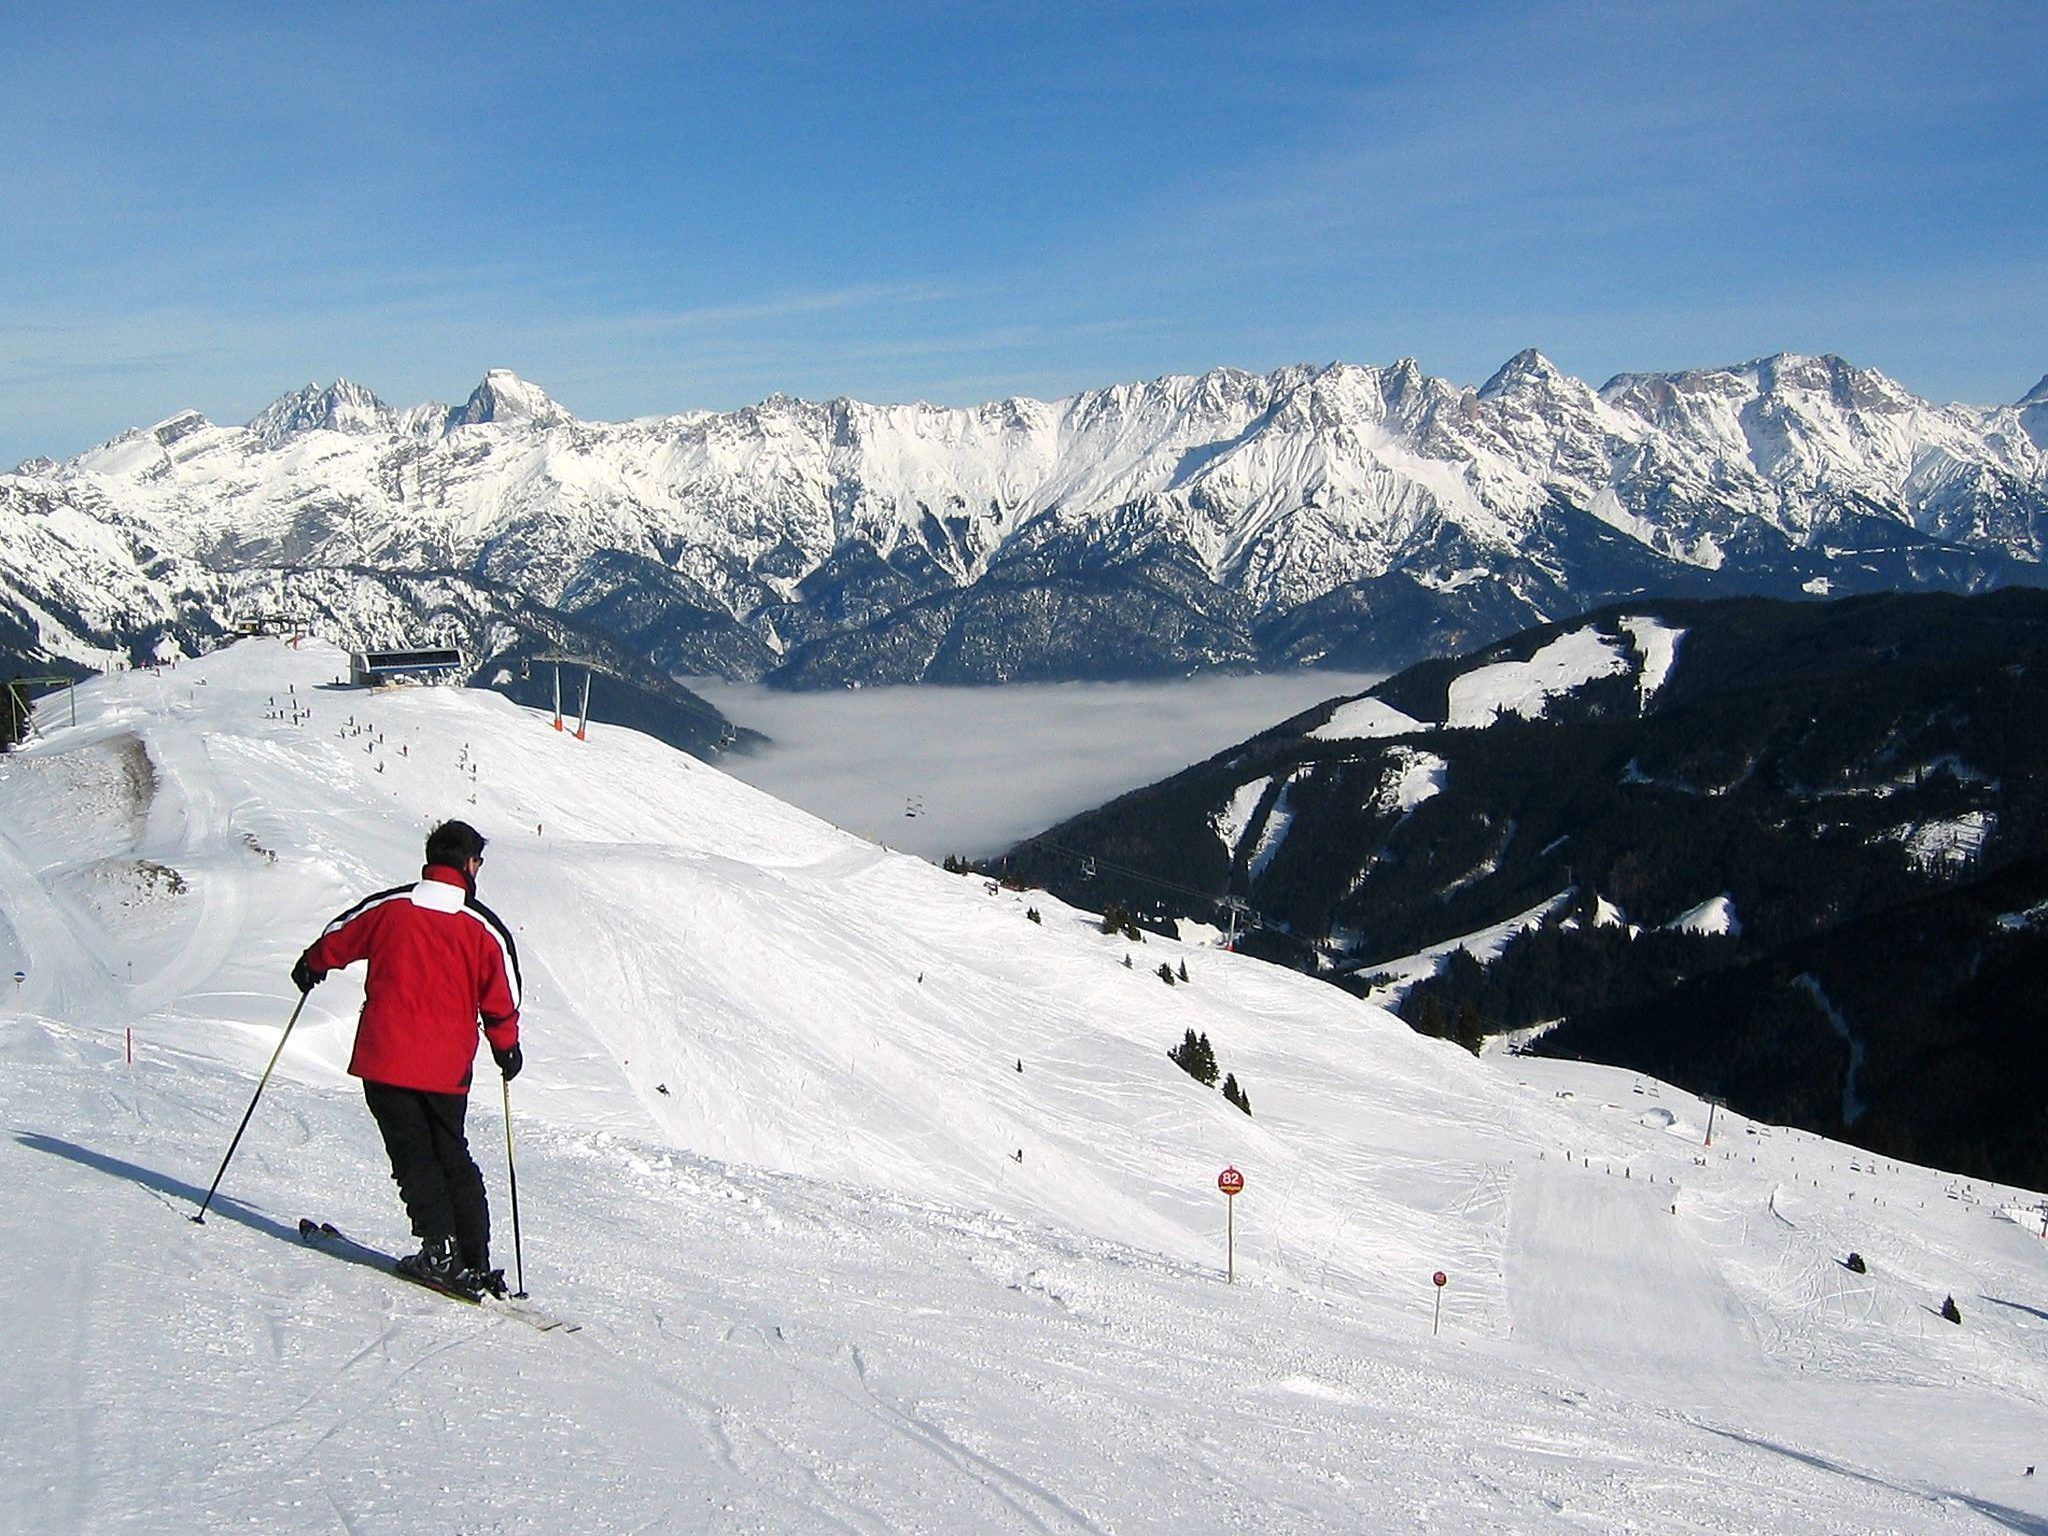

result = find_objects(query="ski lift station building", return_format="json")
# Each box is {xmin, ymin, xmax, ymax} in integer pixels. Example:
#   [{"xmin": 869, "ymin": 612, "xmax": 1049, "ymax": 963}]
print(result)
[{"xmin": 348, "ymin": 647, "xmax": 465, "ymax": 688}]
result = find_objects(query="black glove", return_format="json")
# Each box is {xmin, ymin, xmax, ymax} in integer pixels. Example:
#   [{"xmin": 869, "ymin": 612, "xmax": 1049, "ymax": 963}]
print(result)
[
  {"xmin": 291, "ymin": 956, "xmax": 325, "ymax": 994},
  {"xmin": 492, "ymin": 1042, "xmax": 523, "ymax": 1082}
]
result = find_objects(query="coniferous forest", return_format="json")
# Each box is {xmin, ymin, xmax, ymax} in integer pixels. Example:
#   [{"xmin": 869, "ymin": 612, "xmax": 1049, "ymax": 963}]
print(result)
[{"xmin": 998, "ymin": 589, "xmax": 2048, "ymax": 1188}]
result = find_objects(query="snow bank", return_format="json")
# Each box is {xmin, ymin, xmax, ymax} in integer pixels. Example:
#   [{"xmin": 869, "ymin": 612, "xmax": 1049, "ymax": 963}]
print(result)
[
  {"xmin": 1211, "ymin": 774, "xmax": 1272, "ymax": 857},
  {"xmin": 1354, "ymin": 890, "xmax": 1573, "ymax": 1004},
  {"xmin": 1619, "ymin": 615, "xmax": 1684, "ymax": 705},
  {"xmin": 1308, "ymin": 695, "xmax": 1426, "ymax": 741},
  {"xmin": 1246, "ymin": 775, "xmax": 1299, "ymax": 879},
  {"xmin": 1376, "ymin": 745, "xmax": 1447, "ymax": 813},
  {"xmin": 1446, "ymin": 627, "xmax": 1631, "ymax": 728},
  {"xmin": 1666, "ymin": 894, "xmax": 1741, "ymax": 937}
]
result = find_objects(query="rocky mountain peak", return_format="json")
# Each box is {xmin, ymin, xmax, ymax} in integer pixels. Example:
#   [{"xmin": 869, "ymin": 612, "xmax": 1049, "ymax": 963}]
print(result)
[
  {"xmin": 2019, "ymin": 373, "xmax": 2048, "ymax": 452},
  {"xmin": 152, "ymin": 410, "xmax": 212, "ymax": 448},
  {"xmin": 1476, "ymin": 348, "xmax": 1567, "ymax": 400},
  {"xmin": 247, "ymin": 379, "xmax": 393, "ymax": 449},
  {"xmin": 447, "ymin": 369, "xmax": 574, "ymax": 431},
  {"xmin": 1747, "ymin": 352, "xmax": 1911, "ymax": 414}
]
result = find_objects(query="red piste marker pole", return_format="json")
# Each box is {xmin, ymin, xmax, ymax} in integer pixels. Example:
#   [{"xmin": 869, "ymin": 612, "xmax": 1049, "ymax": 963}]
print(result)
[
  {"xmin": 1432, "ymin": 1270, "xmax": 1448, "ymax": 1335},
  {"xmin": 1218, "ymin": 1166, "xmax": 1244, "ymax": 1282}
]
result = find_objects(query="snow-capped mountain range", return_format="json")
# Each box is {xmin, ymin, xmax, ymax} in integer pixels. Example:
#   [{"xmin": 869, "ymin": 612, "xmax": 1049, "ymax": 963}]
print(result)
[{"xmin": 5, "ymin": 353, "xmax": 2046, "ymax": 689}]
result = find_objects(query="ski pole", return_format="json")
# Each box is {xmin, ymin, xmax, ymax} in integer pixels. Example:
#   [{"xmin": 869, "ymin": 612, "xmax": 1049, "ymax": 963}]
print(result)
[
  {"xmin": 503, "ymin": 1075, "xmax": 527, "ymax": 1298},
  {"xmin": 193, "ymin": 992, "xmax": 309, "ymax": 1223}
]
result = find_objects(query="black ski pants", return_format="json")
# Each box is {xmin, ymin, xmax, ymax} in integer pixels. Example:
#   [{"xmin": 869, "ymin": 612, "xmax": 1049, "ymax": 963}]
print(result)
[{"xmin": 363, "ymin": 1080, "xmax": 491, "ymax": 1272}]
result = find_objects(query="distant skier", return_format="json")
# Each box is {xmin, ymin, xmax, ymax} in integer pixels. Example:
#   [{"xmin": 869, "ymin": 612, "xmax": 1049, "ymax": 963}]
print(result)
[{"xmin": 293, "ymin": 819, "xmax": 523, "ymax": 1298}]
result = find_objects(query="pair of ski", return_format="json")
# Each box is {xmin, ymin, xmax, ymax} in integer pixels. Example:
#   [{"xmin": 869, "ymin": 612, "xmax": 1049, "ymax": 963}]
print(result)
[{"xmin": 298, "ymin": 1218, "xmax": 579, "ymax": 1333}]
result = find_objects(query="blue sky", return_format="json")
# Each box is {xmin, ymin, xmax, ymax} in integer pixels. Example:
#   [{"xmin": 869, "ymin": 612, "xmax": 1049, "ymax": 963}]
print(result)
[{"xmin": 3, "ymin": 1, "xmax": 2043, "ymax": 464}]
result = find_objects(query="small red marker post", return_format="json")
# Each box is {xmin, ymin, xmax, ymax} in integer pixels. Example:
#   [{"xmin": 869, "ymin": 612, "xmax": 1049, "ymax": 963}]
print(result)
[
  {"xmin": 1432, "ymin": 1270, "xmax": 1448, "ymax": 1335},
  {"xmin": 1218, "ymin": 1166, "xmax": 1244, "ymax": 1282}
]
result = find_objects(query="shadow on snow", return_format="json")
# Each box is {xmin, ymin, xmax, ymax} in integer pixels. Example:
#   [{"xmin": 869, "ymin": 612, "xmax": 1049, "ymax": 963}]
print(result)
[{"xmin": 12, "ymin": 1130, "xmax": 396, "ymax": 1283}]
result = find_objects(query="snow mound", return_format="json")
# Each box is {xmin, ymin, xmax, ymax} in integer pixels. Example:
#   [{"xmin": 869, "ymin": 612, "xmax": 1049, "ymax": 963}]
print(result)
[
  {"xmin": 1446, "ymin": 627, "xmax": 1631, "ymax": 728},
  {"xmin": 1376, "ymin": 746, "xmax": 1447, "ymax": 814},
  {"xmin": 1211, "ymin": 775, "xmax": 1272, "ymax": 857},
  {"xmin": 1309, "ymin": 695, "xmax": 1425, "ymax": 741},
  {"xmin": 1666, "ymin": 894, "xmax": 1741, "ymax": 936},
  {"xmin": 1619, "ymin": 615, "xmax": 1684, "ymax": 706}
]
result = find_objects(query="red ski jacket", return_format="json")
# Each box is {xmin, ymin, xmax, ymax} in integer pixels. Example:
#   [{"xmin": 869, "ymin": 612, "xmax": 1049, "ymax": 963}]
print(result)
[{"xmin": 301, "ymin": 865, "xmax": 522, "ymax": 1095}]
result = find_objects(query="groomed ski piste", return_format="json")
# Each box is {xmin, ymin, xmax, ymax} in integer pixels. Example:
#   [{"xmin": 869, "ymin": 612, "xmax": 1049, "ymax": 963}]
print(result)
[{"xmin": 3, "ymin": 639, "xmax": 2044, "ymax": 1535}]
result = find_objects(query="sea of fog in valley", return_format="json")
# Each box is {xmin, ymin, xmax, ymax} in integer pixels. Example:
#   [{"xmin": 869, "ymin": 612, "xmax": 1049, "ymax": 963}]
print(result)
[{"xmin": 690, "ymin": 671, "xmax": 1381, "ymax": 861}]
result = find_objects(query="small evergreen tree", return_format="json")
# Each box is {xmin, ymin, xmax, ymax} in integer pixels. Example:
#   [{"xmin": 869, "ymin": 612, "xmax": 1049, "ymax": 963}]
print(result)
[
  {"xmin": 1222, "ymin": 1073, "xmax": 1252, "ymax": 1116},
  {"xmin": 1100, "ymin": 902, "xmax": 1143, "ymax": 940},
  {"xmin": 1177, "ymin": 959, "xmax": 1189, "ymax": 983},
  {"xmin": 1168, "ymin": 1029, "xmax": 1219, "ymax": 1086},
  {"xmin": 1157, "ymin": 962, "xmax": 1177, "ymax": 986},
  {"xmin": 1941, "ymin": 1294, "xmax": 1962, "ymax": 1324},
  {"xmin": 1026, "ymin": 907, "xmax": 1042, "ymax": 924}
]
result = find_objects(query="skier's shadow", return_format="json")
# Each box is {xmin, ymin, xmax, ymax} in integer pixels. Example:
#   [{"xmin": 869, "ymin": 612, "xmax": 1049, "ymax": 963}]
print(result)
[{"xmin": 12, "ymin": 1132, "xmax": 393, "ymax": 1277}]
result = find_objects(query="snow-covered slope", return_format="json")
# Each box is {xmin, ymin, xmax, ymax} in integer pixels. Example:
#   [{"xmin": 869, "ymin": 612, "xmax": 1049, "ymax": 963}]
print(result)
[
  {"xmin": 3, "ymin": 352, "xmax": 2043, "ymax": 687},
  {"xmin": 2, "ymin": 640, "xmax": 2045, "ymax": 1531}
]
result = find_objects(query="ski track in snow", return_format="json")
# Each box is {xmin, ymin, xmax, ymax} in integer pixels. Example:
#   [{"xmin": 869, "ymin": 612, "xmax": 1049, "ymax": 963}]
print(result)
[{"xmin": 1, "ymin": 638, "xmax": 2045, "ymax": 1534}]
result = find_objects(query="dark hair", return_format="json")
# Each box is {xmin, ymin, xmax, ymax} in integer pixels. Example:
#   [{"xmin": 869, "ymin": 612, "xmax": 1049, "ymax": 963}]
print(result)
[{"xmin": 425, "ymin": 819, "xmax": 487, "ymax": 868}]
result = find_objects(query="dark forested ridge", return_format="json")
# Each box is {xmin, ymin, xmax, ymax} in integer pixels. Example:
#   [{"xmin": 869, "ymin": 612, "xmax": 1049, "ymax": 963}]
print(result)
[{"xmin": 995, "ymin": 589, "xmax": 2048, "ymax": 1188}]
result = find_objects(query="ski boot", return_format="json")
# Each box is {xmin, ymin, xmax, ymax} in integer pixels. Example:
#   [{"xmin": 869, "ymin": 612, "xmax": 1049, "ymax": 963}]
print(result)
[{"xmin": 396, "ymin": 1236, "xmax": 483, "ymax": 1300}]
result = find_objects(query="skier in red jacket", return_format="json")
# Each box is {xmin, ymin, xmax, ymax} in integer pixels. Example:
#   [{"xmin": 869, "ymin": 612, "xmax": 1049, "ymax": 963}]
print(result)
[{"xmin": 294, "ymin": 819, "xmax": 522, "ymax": 1298}]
